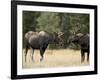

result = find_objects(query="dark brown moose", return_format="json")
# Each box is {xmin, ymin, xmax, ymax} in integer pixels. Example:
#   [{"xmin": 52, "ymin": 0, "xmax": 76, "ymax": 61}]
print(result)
[
  {"xmin": 71, "ymin": 33, "xmax": 90, "ymax": 63},
  {"xmin": 24, "ymin": 31, "xmax": 61, "ymax": 62}
]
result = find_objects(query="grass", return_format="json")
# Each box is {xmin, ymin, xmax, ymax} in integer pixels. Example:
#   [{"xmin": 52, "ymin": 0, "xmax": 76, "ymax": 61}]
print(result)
[{"xmin": 22, "ymin": 49, "xmax": 89, "ymax": 69}]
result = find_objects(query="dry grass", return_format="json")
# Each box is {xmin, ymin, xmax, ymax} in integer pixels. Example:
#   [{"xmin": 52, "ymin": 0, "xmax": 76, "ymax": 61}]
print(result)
[{"xmin": 22, "ymin": 49, "xmax": 89, "ymax": 69}]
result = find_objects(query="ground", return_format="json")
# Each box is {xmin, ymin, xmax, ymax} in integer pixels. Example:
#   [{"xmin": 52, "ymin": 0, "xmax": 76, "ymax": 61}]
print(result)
[{"xmin": 22, "ymin": 49, "xmax": 89, "ymax": 69}]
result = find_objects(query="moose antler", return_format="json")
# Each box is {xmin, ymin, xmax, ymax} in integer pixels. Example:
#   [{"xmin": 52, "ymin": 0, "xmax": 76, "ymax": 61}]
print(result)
[{"xmin": 70, "ymin": 23, "xmax": 81, "ymax": 34}]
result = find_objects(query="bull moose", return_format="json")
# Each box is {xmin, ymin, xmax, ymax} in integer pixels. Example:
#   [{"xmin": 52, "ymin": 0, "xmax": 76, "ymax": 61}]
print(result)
[
  {"xmin": 24, "ymin": 31, "xmax": 62, "ymax": 62},
  {"xmin": 71, "ymin": 33, "xmax": 90, "ymax": 63}
]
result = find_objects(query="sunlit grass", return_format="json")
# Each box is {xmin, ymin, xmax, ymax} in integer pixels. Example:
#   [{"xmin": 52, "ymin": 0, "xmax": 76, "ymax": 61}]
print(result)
[{"xmin": 22, "ymin": 49, "xmax": 89, "ymax": 69}]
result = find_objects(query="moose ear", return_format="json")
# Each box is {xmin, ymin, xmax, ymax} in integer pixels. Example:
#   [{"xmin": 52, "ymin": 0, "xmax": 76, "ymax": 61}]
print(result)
[
  {"xmin": 69, "ymin": 30, "xmax": 76, "ymax": 35},
  {"xmin": 76, "ymin": 33, "xmax": 83, "ymax": 37},
  {"xmin": 58, "ymin": 32, "xmax": 64, "ymax": 37}
]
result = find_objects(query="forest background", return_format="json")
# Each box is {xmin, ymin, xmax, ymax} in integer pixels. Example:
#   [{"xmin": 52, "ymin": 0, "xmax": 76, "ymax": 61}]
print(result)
[{"xmin": 23, "ymin": 11, "xmax": 89, "ymax": 49}]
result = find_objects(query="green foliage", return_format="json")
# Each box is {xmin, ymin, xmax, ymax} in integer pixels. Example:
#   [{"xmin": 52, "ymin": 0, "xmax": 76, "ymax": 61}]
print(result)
[
  {"xmin": 23, "ymin": 11, "xmax": 89, "ymax": 49},
  {"xmin": 36, "ymin": 12, "xmax": 61, "ymax": 33},
  {"xmin": 23, "ymin": 11, "xmax": 40, "ymax": 33}
]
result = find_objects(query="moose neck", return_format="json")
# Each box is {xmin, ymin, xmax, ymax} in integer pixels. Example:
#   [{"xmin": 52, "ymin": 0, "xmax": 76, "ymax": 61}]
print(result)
[{"xmin": 48, "ymin": 34, "xmax": 55, "ymax": 44}]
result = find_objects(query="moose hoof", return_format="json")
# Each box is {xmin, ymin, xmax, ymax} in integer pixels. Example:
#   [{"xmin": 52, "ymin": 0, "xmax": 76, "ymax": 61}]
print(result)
[
  {"xmin": 40, "ymin": 58, "xmax": 43, "ymax": 62},
  {"xmin": 81, "ymin": 60, "xmax": 84, "ymax": 63}
]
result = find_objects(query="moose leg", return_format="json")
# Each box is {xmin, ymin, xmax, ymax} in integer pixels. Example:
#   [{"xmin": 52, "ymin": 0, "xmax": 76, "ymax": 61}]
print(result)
[
  {"xmin": 40, "ymin": 44, "xmax": 48, "ymax": 62},
  {"xmin": 40, "ymin": 47, "xmax": 45, "ymax": 62},
  {"xmin": 87, "ymin": 50, "xmax": 90, "ymax": 62},
  {"xmin": 81, "ymin": 49, "xmax": 85, "ymax": 63},
  {"xmin": 31, "ymin": 48, "xmax": 34, "ymax": 62},
  {"xmin": 25, "ymin": 44, "xmax": 29, "ymax": 62}
]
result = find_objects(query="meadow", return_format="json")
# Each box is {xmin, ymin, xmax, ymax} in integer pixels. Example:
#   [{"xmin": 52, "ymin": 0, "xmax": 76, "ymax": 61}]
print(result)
[{"xmin": 22, "ymin": 49, "xmax": 89, "ymax": 68}]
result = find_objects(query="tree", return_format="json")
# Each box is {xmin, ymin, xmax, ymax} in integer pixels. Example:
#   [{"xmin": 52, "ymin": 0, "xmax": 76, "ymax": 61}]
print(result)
[{"xmin": 36, "ymin": 12, "xmax": 61, "ymax": 33}]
